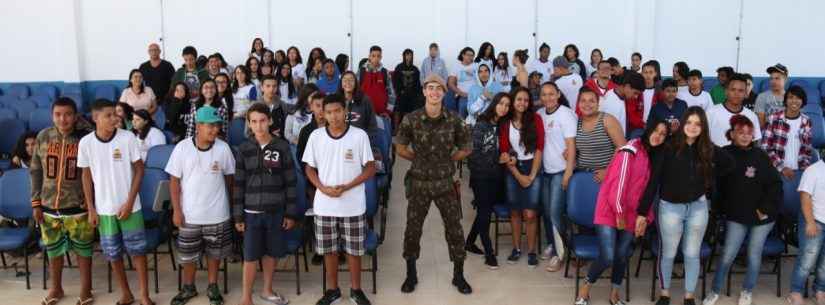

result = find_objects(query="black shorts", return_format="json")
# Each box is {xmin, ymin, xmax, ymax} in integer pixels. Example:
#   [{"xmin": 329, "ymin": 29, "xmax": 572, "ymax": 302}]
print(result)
[{"xmin": 242, "ymin": 212, "xmax": 288, "ymax": 261}]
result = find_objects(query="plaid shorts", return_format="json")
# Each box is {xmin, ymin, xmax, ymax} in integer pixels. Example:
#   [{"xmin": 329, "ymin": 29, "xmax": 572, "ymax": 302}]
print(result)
[
  {"xmin": 314, "ymin": 214, "xmax": 366, "ymax": 256},
  {"xmin": 176, "ymin": 220, "xmax": 233, "ymax": 264}
]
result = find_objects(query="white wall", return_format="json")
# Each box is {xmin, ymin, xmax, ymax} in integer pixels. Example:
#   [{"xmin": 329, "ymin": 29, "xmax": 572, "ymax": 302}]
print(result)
[{"xmin": 1, "ymin": 0, "xmax": 823, "ymax": 84}]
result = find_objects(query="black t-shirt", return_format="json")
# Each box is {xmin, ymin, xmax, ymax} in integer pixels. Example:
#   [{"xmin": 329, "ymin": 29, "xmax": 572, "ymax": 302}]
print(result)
[{"xmin": 139, "ymin": 60, "xmax": 175, "ymax": 102}]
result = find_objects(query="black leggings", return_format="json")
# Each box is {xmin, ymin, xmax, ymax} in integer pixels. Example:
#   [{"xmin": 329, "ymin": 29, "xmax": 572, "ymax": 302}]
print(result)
[{"xmin": 465, "ymin": 176, "xmax": 504, "ymax": 255}]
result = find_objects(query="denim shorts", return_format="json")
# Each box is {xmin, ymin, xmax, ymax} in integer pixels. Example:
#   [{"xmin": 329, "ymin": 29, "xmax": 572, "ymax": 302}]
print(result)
[
  {"xmin": 506, "ymin": 159, "xmax": 542, "ymax": 210},
  {"xmin": 242, "ymin": 212, "xmax": 287, "ymax": 261}
]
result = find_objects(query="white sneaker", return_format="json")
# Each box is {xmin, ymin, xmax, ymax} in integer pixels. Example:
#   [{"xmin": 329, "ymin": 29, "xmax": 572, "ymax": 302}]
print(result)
[
  {"xmin": 738, "ymin": 291, "xmax": 752, "ymax": 305},
  {"xmin": 702, "ymin": 292, "xmax": 719, "ymax": 305},
  {"xmin": 540, "ymin": 245, "xmax": 554, "ymax": 260}
]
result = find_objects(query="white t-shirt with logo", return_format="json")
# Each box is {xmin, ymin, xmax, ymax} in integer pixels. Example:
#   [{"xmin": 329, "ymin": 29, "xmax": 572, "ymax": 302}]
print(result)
[
  {"xmin": 450, "ymin": 62, "xmax": 477, "ymax": 94},
  {"xmin": 706, "ymin": 104, "xmax": 762, "ymax": 146},
  {"xmin": 77, "ymin": 129, "xmax": 142, "ymax": 216},
  {"xmin": 678, "ymin": 89, "xmax": 712, "ymax": 110},
  {"xmin": 291, "ymin": 64, "xmax": 306, "ymax": 81},
  {"xmin": 799, "ymin": 160, "xmax": 825, "ymax": 223},
  {"xmin": 302, "ymin": 126, "xmax": 374, "ymax": 217},
  {"xmin": 165, "ymin": 138, "xmax": 236, "ymax": 224},
  {"xmin": 556, "ymin": 73, "xmax": 583, "ymax": 112},
  {"xmin": 528, "ymin": 59, "xmax": 553, "ymax": 83},
  {"xmin": 538, "ymin": 105, "xmax": 578, "ymax": 173},
  {"xmin": 600, "ymin": 90, "xmax": 627, "ymax": 135}
]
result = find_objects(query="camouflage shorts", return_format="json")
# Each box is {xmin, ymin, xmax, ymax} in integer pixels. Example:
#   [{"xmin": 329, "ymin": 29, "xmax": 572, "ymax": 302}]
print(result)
[{"xmin": 40, "ymin": 212, "xmax": 94, "ymax": 258}]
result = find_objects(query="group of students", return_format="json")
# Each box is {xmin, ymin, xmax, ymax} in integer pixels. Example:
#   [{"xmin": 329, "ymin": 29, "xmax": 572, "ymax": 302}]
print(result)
[{"xmin": 22, "ymin": 36, "xmax": 825, "ymax": 305}]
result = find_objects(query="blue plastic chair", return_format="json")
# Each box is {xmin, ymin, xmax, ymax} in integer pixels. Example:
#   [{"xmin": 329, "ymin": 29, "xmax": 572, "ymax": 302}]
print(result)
[
  {"xmin": 137, "ymin": 162, "xmax": 175, "ymax": 293},
  {"xmin": 61, "ymin": 93, "xmax": 84, "ymax": 111},
  {"xmin": 803, "ymin": 104, "xmax": 825, "ymax": 148},
  {"xmin": 153, "ymin": 106, "xmax": 165, "ymax": 130},
  {"xmin": 0, "ymin": 96, "xmax": 17, "ymax": 107},
  {"xmin": 94, "ymin": 84, "xmax": 119, "ymax": 102},
  {"xmin": 8, "ymin": 84, "xmax": 30, "ymax": 100},
  {"xmin": 30, "ymin": 94, "xmax": 53, "ymax": 109},
  {"xmin": 282, "ymin": 144, "xmax": 309, "ymax": 294},
  {"xmin": 0, "ymin": 168, "xmax": 33, "ymax": 289},
  {"xmin": 703, "ymin": 79, "xmax": 719, "ymax": 92},
  {"xmin": 145, "ymin": 144, "xmax": 175, "ymax": 170},
  {"xmin": 62, "ymin": 83, "xmax": 82, "ymax": 96},
  {"xmin": 0, "ymin": 108, "xmax": 17, "ymax": 121},
  {"xmin": 227, "ymin": 118, "xmax": 246, "ymax": 147},
  {"xmin": 8, "ymin": 100, "xmax": 36, "ymax": 125},
  {"xmin": 0, "ymin": 119, "xmax": 26, "ymax": 155},
  {"xmin": 34, "ymin": 85, "xmax": 59, "ymax": 101},
  {"xmin": 28, "ymin": 109, "xmax": 52, "ymax": 132},
  {"xmin": 790, "ymin": 79, "xmax": 813, "ymax": 90}
]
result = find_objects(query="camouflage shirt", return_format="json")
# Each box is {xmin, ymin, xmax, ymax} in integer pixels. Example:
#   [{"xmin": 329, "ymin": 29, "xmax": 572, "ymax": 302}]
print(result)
[
  {"xmin": 30, "ymin": 127, "xmax": 90, "ymax": 210},
  {"xmin": 394, "ymin": 107, "xmax": 471, "ymax": 180}
]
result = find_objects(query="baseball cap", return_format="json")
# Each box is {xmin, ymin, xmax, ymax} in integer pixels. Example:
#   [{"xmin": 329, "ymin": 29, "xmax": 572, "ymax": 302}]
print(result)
[
  {"xmin": 195, "ymin": 105, "xmax": 222, "ymax": 124},
  {"xmin": 552, "ymin": 56, "xmax": 569, "ymax": 68},
  {"xmin": 766, "ymin": 63, "xmax": 788, "ymax": 76},
  {"xmin": 422, "ymin": 74, "xmax": 446, "ymax": 90}
]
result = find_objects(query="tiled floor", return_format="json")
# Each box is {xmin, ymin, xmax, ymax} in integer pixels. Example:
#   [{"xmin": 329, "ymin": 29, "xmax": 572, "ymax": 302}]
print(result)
[{"xmin": 0, "ymin": 159, "xmax": 802, "ymax": 304}]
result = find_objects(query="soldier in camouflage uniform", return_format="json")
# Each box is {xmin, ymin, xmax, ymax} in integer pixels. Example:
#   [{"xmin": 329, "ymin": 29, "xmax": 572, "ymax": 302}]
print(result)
[
  {"xmin": 394, "ymin": 74, "xmax": 473, "ymax": 295},
  {"xmin": 30, "ymin": 97, "xmax": 94, "ymax": 305}
]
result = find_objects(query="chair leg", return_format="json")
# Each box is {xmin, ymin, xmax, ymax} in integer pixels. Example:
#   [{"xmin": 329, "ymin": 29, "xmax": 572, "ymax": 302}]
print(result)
[
  {"xmin": 322, "ymin": 260, "xmax": 326, "ymax": 292},
  {"xmin": 24, "ymin": 246, "xmax": 30, "ymax": 290},
  {"xmin": 564, "ymin": 251, "xmax": 571, "ymax": 278},
  {"xmin": 295, "ymin": 253, "xmax": 301, "ymax": 295},
  {"xmin": 701, "ymin": 260, "xmax": 707, "ymax": 299},
  {"xmin": 635, "ymin": 248, "xmax": 645, "ymax": 278},
  {"xmin": 108, "ymin": 262, "xmax": 112, "ymax": 293},
  {"xmin": 168, "ymin": 239, "xmax": 176, "ymax": 271},
  {"xmin": 372, "ymin": 253, "xmax": 378, "ymax": 294},
  {"xmin": 1, "ymin": 252, "xmax": 6, "ymax": 268},
  {"xmin": 302, "ymin": 243, "xmax": 309, "ymax": 272},
  {"xmin": 777, "ymin": 256, "xmax": 782, "ymax": 297},
  {"xmin": 493, "ymin": 215, "xmax": 499, "ymax": 257},
  {"xmin": 153, "ymin": 250, "xmax": 159, "ymax": 294},
  {"xmin": 625, "ymin": 261, "xmax": 630, "ymax": 302},
  {"xmin": 42, "ymin": 253, "xmax": 47, "ymax": 290},
  {"xmin": 177, "ymin": 264, "xmax": 181, "ymax": 291},
  {"xmin": 726, "ymin": 262, "xmax": 731, "ymax": 296},
  {"xmin": 651, "ymin": 255, "xmax": 657, "ymax": 302},
  {"xmin": 223, "ymin": 258, "xmax": 228, "ymax": 294},
  {"xmin": 574, "ymin": 258, "xmax": 580, "ymax": 300}
]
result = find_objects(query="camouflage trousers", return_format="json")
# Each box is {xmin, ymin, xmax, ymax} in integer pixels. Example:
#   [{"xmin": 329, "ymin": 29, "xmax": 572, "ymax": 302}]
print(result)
[{"xmin": 402, "ymin": 176, "xmax": 466, "ymax": 262}]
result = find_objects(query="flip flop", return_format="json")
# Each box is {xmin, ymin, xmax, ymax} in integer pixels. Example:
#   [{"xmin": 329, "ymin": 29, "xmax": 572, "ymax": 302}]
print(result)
[
  {"xmin": 115, "ymin": 299, "xmax": 134, "ymax": 305},
  {"xmin": 76, "ymin": 296, "xmax": 94, "ymax": 305},
  {"xmin": 41, "ymin": 296, "xmax": 61, "ymax": 305}
]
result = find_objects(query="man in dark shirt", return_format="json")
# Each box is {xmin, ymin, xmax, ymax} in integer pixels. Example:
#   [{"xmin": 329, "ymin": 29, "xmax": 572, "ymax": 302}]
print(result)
[{"xmin": 138, "ymin": 43, "xmax": 175, "ymax": 103}]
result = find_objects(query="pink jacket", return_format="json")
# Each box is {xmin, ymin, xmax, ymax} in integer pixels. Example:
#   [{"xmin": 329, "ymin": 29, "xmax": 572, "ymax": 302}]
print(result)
[{"xmin": 593, "ymin": 139, "xmax": 655, "ymax": 230}]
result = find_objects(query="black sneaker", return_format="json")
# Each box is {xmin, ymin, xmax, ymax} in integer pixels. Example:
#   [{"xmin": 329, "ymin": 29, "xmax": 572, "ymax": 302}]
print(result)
[
  {"xmin": 527, "ymin": 253, "xmax": 538, "ymax": 268},
  {"xmin": 654, "ymin": 296, "xmax": 670, "ymax": 305},
  {"xmin": 484, "ymin": 255, "xmax": 499, "ymax": 270},
  {"xmin": 506, "ymin": 249, "xmax": 521, "ymax": 264},
  {"xmin": 206, "ymin": 283, "xmax": 224, "ymax": 305},
  {"xmin": 683, "ymin": 298, "xmax": 695, "ymax": 305},
  {"xmin": 170, "ymin": 284, "xmax": 198, "ymax": 305},
  {"xmin": 315, "ymin": 288, "xmax": 341, "ymax": 305},
  {"xmin": 464, "ymin": 244, "xmax": 484, "ymax": 256},
  {"xmin": 349, "ymin": 288, "xmax": 371, "ymax": 305}
]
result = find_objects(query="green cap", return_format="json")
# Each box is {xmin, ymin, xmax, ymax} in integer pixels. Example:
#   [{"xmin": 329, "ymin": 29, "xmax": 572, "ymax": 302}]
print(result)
[{"xmin": 195, "ymin": 106, "xmax": 222, "ymax": 124}]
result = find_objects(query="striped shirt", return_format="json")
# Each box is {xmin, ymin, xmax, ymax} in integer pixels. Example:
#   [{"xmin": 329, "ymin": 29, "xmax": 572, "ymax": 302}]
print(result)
[{"xmin": 576, "ymin": 112, "xmax": 615, "ymax": 170}]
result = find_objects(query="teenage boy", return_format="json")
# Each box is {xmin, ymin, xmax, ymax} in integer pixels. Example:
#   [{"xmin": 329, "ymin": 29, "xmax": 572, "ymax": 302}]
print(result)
[
  {"xmin": 707, "ymin": 73, "xmax": 762, "ymax": 146},
  {"xmin": 78, "ymin": 100, "xmax": 153, "ymax": 305},
  {"xmin": 31, "ymin": 97, "xmax": 94, "ymax": 305},
  {"xmin": 233, "ymin": 103, "xmax": 299, "ymax": 305},
  {"xmin": 755, "ymin": 63, "xmax": 789, "ymax": 127},
  {"xmin": 529, "ymin": 43, "xmax": 552, "ymax": 83},
  {"xmin": 710, "ymin": 66, "xmax": 734, "ymax": 105},
  {"xmin": 420, "ymin": 43, "xmax": 449, "ymax": 84},
  {"xmin": 303, "ymin": 94, "xmax": 376, "ymax": 305},
  {"xmin": 602, "ymin": 71, "xmax": 645, "ymax": 136},
  {"xmin": 678, "ymin": 69, "xmax": 712, "ymax": 110},
  {"xmin": 646, "ymin": 79, "xmax": 688, "ymax": 135},
  {"xmin": 258, "ymin": 75, "xmax": 288, "ymax": 137},
  {"xmin": 171, "ymin": 46, "xmax": 209, "ymax": 99},
  {"xmin": 167, "ymin": 106, "xmax": 236, "ymax": 305},
  {"xmin": 551, "ymin": 55, "xmax": 583, "ymax": 111},
  {"xmin": 358, "ymin": 45, "xmax": 395, "ymax": 117}
]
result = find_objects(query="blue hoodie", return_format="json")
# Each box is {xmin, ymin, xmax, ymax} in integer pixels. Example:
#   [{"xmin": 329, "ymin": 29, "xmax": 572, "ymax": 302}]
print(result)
[
  {"xmin": 317, "ymin": 67, "xmax": 341, "ymax": 94},
  {"xmin": 466, "ymin": 65, "xmax": 504, "ymax": 125}
]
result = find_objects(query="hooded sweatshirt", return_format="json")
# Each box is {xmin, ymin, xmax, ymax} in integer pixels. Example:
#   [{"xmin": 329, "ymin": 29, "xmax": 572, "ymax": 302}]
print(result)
[
  {"xmin": 316, "ymin": 68, "xmax": 341, "ymax": 94},
  {"xmin": 392, "ymin": 61, "xmax": 423, "ymax": 114},
  {"xmin": 466, "ymin": 65, "xmax": 504, "ymax": 125},
  {"xmin": 718, "ymin": 143, "xmax": 782, "ymax": 225},
  {"xmin": 593, "ymin": 139, "xmax": 655, "ymax": 230}
]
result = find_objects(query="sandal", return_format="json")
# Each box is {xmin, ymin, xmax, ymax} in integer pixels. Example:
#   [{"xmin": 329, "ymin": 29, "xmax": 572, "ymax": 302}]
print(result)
[
  {"xmin": 115, "ymin": 298, "xmax": 134, "ymax": 305},
  {"xmin": 76, "ymin": 296, "xmax": 94, "ymax": 305},
  {"xmin": 41, "ymin": 296, "xmax": 62, "ymax": 305},
  {"xmin": 171, "ymin": 285, "xmax": 198, "ymax": 305}
]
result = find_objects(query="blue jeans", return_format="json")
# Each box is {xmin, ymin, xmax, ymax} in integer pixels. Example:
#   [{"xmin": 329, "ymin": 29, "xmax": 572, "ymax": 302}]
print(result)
[
  {"xmin": 790, "ymin": 219, "xmax": 825, "ymax": 293},
  {"xmin": 457, "ymin": 96, "xmax": 468, "ymax": 119},
  {"xmin": 540, "ymin": 172, "xmax": 566, "ymax": 252},
  {"xmin": 657, "ymin": 198, "xmax": 709, "ymax": 294},
  {"xmin": 506, "ymin": 160, "xmax": 541, "ymax": 211},
  {"xmin": 710, "ymin": 220, "xmax": 775, "ymax": 293},
  {"xmin": 586, "ymin": 225, "xmax": 635, "ymax": 286}
]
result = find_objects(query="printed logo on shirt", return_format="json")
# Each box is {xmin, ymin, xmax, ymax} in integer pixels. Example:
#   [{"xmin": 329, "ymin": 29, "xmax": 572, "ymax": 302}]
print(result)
[
  {"xmin": 347, "ymin": 111, "xmax": 362, "ymax": 124},
  {"xmin": 113, "ymin": 148, "xmax": 122, "ymax": 161},
  {"xmin": 745, "ymin": 166, "xmax": 756, "ymax": 178},
  {"xmin": 211, "ymin": 161, "xmax": 220, "ymax": 173},
  {"xmin": 263, "ymin": 149, "xmax": 281, "ymax": 169},
  {"xmin": 344, "ymin": 149, "xmax": 354, "ymax": 163}
]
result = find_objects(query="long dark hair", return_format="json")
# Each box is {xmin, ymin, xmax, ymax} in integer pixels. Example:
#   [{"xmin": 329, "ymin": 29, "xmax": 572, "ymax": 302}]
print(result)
[
  {"xmin": 495, "ymin": 52, "xmax": 510, "ymax": 74},
  {"xmin": 276, "ymin": 63, "xmax": 296, "ymax": 98},
  {"xmin": 232, "ymin": 65, "xmax": 252, "ymax": 93},
  {"xmin": 126, "ymin": 69, "xmax": 145, "ymax": 94},
  {"xmin": 12, "ymin": 131, "xmax": 37, "ymax": 166},
  {"xmin": 641, "ymin": 119, "xmax": 667, "ymax": 152},
  {"xmin": 132, "ymin": 109, "xmax": 157, "ymax": 140},
  {"xmin": 564, "ymin": 44, "xmax": 580, "ymax": 61},
  {"xmin": 541, "ymin": 81, "xmax": 570, "ymax": 108},
  {"xmin": 116, "ymin": 102, "xmax": 134, "ymax": 129},
  {"xmin": 673, "ymin": 61, "xmax": 690, "ymax": 81},
  {"xmin": 166, "ymin": 81, "xmax": 191, "ymax": 102},
  {"xmin": 335, "ymin": 53, "xmax": 349, "ymax": 73},
  {"xmin": 509, "ymin": 87, "xmax": 538, "ymax": 152},
  {"xmin": 215, "ymin": 73, "xmax": 234, "ymax": 117},
  {"xmin": 670, "ymin": 106, "xmax": 714, "ymax": 189},
  {"xmin": 475, "ymin": 42, "xmax": 495, "ymax": 63},
  {"xmin": 590, "ymin": 48, "xmax": 603, "ymax": 66},
  {"xmin": 262, "ymin": 49, "xmax": 275, "ymax": 66},
  {"xmin": 402, "ymin": 49, "xmax": 414, "ymax": 66},
  {"xmin": 336, "ymin": 71, "xmax": 364, "ymax": 100},
  {"xmin": 196, "ymin": 79, "xmax": 221, "ymax": 109},
  {"xmin": 478, "ymin": 92, "xmax": 512, "ymax": 124},
  {"xmin": 457, "ymin": 47, "xmax": 475, "ymax": 63},
  {"xmin": 287, "ymin": 46, "xmax": 303, "ymax": 64},
  {"xmin": 245, "ymin": 56, "xmax": 260, "ymax": 79},
  {"xmin": 293, "ymin": 83, "xmax": 319, "ymax": 115},
  {"xmin": 306, "ymin": 47, "xmax": 327, "ymax": 76},
  {"xmin": 643, "ymin": 60, "xmax": 662, "ymax": 83},
  {"xmin": 250, "ymin": 38, "xmax": 264, "ymax": 54}
]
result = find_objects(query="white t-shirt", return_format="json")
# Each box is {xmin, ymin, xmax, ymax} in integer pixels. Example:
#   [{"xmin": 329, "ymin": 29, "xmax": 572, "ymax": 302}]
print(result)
[
  {"xmin": 232, "ymin": 84, "xmax": 257, "ymax": 117},
  {"xmin": 77, "ymin": 129, "xmax": 142, "ymax": 216},
  {"xmin": 302, "ymin": 126, "xmax": 374, "ymax": 217},
  {"xmin": 799, "ymin": 160, "xmax": 825, "ymax": 223},
  {"xmin": 291, "ymin": 64, "xmax": 306, "ymax": 81},
  {"xmin": 279, "ymin": 82, "xmax": 297, "ymax": 105},
  {"xmin": 450, "ymin": 61, "xmax": 477, "ymax": 94},
  {"xmin": 137, "ymin": 127, "xmax": 167, "ymax": 161},
  {"xmin": 538, "ymin": 105, "xmax": 578, "ymax": 173},
  {"xmin": 528, "ymin": 58, "xmax": 553, "ymax": 83},
  {"xmin": 785, "ymin": 116, "xmax": 802, "ymax": 170},
  {"xmin": 600, "ymin": 90, "xmax": 627, "ymax": 135},
  {"xmin": 508, "ymin": 121, "xmax": 533, "ymax": 160},
  {"xmin": 679, "ymin": 89, "xmax": 712, "ymax": 110},
  {"xmin": 642, "ymin": 88, "xmax": 656, "ymax": 123},
  {"xmin": 556, "ymin": 73, "xmax": 583, "ymax": 111},
  {"xmin": 706, "ymin": 104, "xmax": 762, "ymax": 146},
  {"xmin": 493, "ymin": 66, "xmax": 514, "ymax": 92},
  {"xmin": 165, "ymin": 138, "xmax": 236, "ymax": 224}
]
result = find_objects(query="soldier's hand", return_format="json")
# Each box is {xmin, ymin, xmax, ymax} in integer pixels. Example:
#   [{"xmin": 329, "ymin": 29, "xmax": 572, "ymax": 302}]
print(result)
[{"xmin": 33, "ymin": 207, "xmax": 44, "ymax": 225}]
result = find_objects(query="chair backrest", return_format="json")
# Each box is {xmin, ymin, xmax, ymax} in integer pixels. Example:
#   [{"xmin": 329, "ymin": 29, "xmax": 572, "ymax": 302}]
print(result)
[
  {"xmin": 227, "ymin": 118, "xmax": 247, "ymax": 147},
  {"xmin": 31, "ymin": 94, "xmax": 53, "ymax": 108},
  {"xmin": 781, "ymin": 170, "xmax": 803, "ymax": 218},
  {"xmin": 34, "ymin": 85, "xmax": 59, "ymax": 101},
  {"xmin": 0, "ymin": 108, "xmax": 17, "ymax": 121},
  {"xmin": 145, "ymin": 144, "xmax": 175, "ymax": 169},
  {"xmin": 365, "ymin": 176, "xmax": 378, "ymax": 218},
  {"xmin": 0, "ymin": 118, "xmax": 26, "ymax": 155},
  {"xmin": 153, "ymin": 106, "xmax": 166, "ymax": 130},
  {"xmin": 287, "ymin": 144, "xmax": 308, "ymax": 214},
  {"xmin": 139, "ymin": 168, "xmax": 170, "ymax": 221},
  {"xmin": 8, "ymin": 84, "xmax": 30, "ymax": 100},
  {"xmin": 94, "ymin": 84, "xmax": 119, "ymax": 102},
  {"xmin": 61, "ymin": 93, "xmax": 84, "ymax": 110},
  {"xmin": 0, "ymin": 96, "xmax": 17, "ymax": 107},
  {"xmin": 9, "ymin": 99, "xmax": 36, "ymax": 124},
  {"xmin": 566, "ymin": 171, "xmax": 601, "ymax": 228},
  {"xmin": 803, "ymin": 104, "xmax": 825, "ymax": 148},
  {"xmin": 0, "ymin": 168, "xmax": 32, "ymax": 219},
  {"xmin": 28, "ymin": 109, "xmax": 53, "ymax": 132},
  {"xmin": 790, "ymin": 79, "xmax": 813, "ymax": 90},
  {"xmin": 62, "ymin": 83, "xmax": 82, "ymax": 95},
  {"xmin": 702, "ymin": 78, "xmax": 718, "ymax": 92}
]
